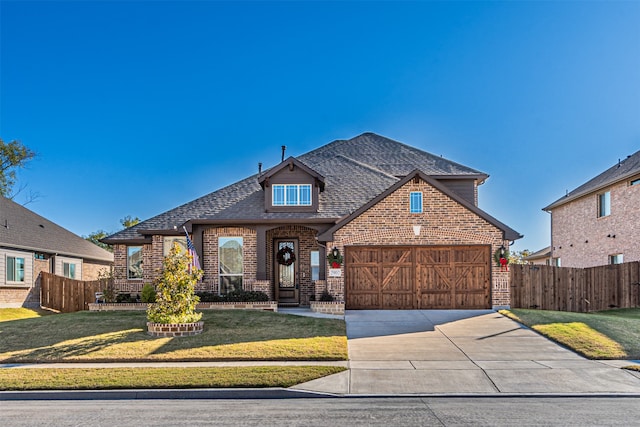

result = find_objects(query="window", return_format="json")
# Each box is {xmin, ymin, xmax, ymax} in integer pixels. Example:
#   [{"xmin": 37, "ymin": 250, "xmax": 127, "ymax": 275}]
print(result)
[
  {"xmin": 163, "ymin": 236, "xmax": 187, "ymax": 256},
  {"xmin": 63, "ymin": 262, "xmax": 76, "ymax": 279},
  {"xmin": 410, "ymin": 192, "xmax": 423, "ymax": 213},
  {"xmin": 553, "ymin": 257, "xmax": 561, "ymax": 267},
  {"xmin": 219, "ymin": 237, "xmax": 243, "ymax": 294},
  {"xmin": 631, "ymin": 178, "xmax": 640, "ymax": 186},
  {"xmin": 598, "ymin": 191, "xmax": 611, "ymax": 217},
  {"xmin": 310, "ymin": 250, "xmax": 320, "ymax": 281},
  {"xmin": 272, "ymin": 184, "xmax": 312, "ymax": 206},
  {"xmin": 609, "ymin": 254, "xmax": 624, "ymax": 265},
  {"xmin": 127, "ymin": 246, "xmax": 143, "ymax": 279},
  {"xmin": 6, "ymin": 256, "xmax": 25, "ymax": 283}
]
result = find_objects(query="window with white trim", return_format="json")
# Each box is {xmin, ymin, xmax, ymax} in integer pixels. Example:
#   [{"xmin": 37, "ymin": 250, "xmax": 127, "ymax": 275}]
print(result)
[
  {"xmin": 272, "ymin": 184, "xmax": 312, "ymax": 206},
  {"xmin": 598, "ymin": 191, "xmax": 611, "ymax": 217},
  {"xmin": 6, "ymin": 255, "xmax": 25, "ymax": 283},
  {"xmin": 609, "ymin": 254, "xmax": 624, "ymax": 265},
  {"xmin": 63, "ymin": 262, "xmax": 76, "ymax": 279},
  {"xmin": 410, "ymin": 192, "xmax": 423, "ymax": 213},
  {"xmin": 310, "ymin": 250, "xmax": 320, "ymax": 281}
]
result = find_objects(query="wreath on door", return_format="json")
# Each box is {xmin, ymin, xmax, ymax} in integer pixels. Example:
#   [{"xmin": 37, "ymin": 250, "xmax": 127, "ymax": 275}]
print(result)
[{"xmin": 276, "ymin": 246, "xmax": 296, "ymax": 266}]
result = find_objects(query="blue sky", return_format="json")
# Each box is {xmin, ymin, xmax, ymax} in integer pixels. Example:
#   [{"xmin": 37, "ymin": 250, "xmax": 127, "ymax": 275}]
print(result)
[{"xmin": 1, "ymin": 0, "xmax": 639, "ymax": 253}]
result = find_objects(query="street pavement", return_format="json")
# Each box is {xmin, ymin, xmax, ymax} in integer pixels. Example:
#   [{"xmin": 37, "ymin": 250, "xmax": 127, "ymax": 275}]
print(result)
[{"xmin": 291, "ymin": 310, "xmax": 640, "ymax": 395}]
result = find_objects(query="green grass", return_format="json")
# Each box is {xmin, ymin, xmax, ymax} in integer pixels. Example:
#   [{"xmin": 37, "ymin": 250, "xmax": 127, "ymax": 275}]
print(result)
[
  {"xmin": 501, "ymin": 308, "xmax": 640, "ymax": 360},
  {"xmin": 0, "ymin": 309, "xmax": 348, "ymax": 362},
  {"xmin": 0, "ymin": 366, "xmax": 346, "ymax": 390}
]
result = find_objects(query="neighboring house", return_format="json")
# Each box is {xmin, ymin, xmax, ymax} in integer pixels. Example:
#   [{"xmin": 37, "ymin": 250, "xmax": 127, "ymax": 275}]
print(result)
[
  {"xmin": 103, "ymin": 133, "xmax": 521, "ymax": 310},
  {"xmin": 1, "ymin": 196, "xmax": 114, "ymax": 308},
  {"xmin": 523, "ymin": 246, "xmax": 552, "ymax": 265},
  {"xmin": 543, "ymin": 149, "xmax": 640, "ymax": 268}
]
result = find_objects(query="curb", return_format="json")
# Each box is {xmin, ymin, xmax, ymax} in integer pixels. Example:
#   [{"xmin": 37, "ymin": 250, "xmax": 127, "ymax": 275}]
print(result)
[{"xmin": 0, "ymin": 388, "xmax": 340, "ymax": 401}]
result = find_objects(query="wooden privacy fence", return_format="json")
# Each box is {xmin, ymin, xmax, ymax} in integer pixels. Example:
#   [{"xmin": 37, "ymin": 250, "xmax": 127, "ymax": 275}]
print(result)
[
  {"xmin": 510, "ymin": 261, "xmax": 640, "ymax": 312},
  {"xmin": 40, "ymin": 272, "xmax": 111, "ymax": 313}
]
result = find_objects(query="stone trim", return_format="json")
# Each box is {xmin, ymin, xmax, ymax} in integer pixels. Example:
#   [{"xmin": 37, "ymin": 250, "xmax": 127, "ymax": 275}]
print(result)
[{"xmin": 310, "ymin": 301, "xmax": 344, "ymax": 315}]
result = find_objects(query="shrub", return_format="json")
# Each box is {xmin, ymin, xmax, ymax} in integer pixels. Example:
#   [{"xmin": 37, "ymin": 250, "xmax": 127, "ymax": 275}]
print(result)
[
  {"xmin": 147, "ymin": 242, "xmax": 203, "ymax": 324},
  {"xmin": 319, "ymin": 290, "xmax": 334, "ymax": 302},
  {"xmin": 141, "ymin": 284, "xmax": 157, "ymax": 303},
  {"xmin": 116, "ymin": 293, "xmax": 137, "ymax": 303},
  {"xmin": 196, "ymin": 290, "xmax": 269, "ymax": 303}
]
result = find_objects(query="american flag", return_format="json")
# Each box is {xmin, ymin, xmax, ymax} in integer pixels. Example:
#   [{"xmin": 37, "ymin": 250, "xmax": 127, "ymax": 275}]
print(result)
[{"xmin": 183, "ymin": 226, "xmax": 201, "ymax": 272}]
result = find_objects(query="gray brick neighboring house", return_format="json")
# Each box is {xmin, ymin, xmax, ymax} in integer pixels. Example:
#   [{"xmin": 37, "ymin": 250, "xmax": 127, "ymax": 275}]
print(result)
[
  {"xmin": 543, "ymin": 149, "xmax": 640, "ymax": 268},
  {"xmin": 1, "ymin": 196, "xmax": 114, "ymax": 308},
  {"xmin": 103, "ymin": 133, "xmax": 521, "ymax": 310}
]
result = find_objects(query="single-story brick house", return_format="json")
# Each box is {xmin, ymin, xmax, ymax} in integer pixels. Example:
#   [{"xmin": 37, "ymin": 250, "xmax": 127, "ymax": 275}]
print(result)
[
  {"xmin": 1, "ymin": 196, "xmax": 114, "ymax": 308},
  {"xmin": 543, "ymin": 149, "xmax": 640, "ymax": 268},
  {"xmin": 103, "ymin": 133, "xmax": 521, "ymax": 309}
]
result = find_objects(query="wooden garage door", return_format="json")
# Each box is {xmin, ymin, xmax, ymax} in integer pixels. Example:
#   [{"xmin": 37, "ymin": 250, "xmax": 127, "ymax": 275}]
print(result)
[{"xmin": 345, "ymin": 245, "xmax": 491, "ymax": 310}]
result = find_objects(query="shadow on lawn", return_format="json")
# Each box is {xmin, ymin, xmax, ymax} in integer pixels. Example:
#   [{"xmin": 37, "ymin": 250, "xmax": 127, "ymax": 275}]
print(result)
[{"xmin": 0, "ymin": 309, "xmax": 346, "ymax": 362}]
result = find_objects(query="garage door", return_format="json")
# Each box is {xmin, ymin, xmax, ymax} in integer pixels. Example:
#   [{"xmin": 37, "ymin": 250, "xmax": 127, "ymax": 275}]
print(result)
[{"xmin": 345, "ymin": 245, "xmax": 491, "ymax": 310}]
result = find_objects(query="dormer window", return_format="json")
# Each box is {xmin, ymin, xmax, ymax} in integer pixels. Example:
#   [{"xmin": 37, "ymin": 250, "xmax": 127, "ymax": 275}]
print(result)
[{"xmin": 273, "ymin": 184, "xmax": 312, "ymax": 206}]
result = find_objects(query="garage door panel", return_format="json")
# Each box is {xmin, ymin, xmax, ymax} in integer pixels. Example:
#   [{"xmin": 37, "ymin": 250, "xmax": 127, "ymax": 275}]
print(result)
[
  {"xmin": 346, "ymin": 245, "xmax": 491, "ymax": 310},
  {"xmin": 381, "ymin": 266, "xmax": 413, "ymax": 291},
  {"xmin": 347, "ymin": 266, "xmax": 379, "ymax": 291},
  {"xmin": 348, "ymin": 293, "xmax": 381, "ymax": 309},
  {"xmin": 381, "ymin": 292, "xmax": 415, "ymax": 309}
]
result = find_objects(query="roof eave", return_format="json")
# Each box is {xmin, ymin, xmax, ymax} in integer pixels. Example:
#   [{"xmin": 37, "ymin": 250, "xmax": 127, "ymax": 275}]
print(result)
[{"xmin": 544, "ymin": 170, "xmax": 640, "ymax": 212}]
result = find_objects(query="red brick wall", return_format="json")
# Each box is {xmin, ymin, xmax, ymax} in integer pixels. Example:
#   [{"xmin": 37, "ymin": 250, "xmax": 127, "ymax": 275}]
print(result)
[
  {"xmin": 266, "ymin": 225, "xmax": 321, "ymax": 305},
  {"xmin": 329, "ymin": 178, "xmax": 511, "ymax": 308},
  {"xmin": 202, "ymin": 227, "xmax": 257, "ymax": 293},
  {"xmin": 551, "ymin": 178, "xmax": 640, "ymax": 268}
]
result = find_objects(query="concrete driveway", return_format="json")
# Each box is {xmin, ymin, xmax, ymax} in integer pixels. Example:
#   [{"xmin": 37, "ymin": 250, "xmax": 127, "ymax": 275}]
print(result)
[{"xmin": 294, "ymin": 310, "xmax": 640, "ymax": 395}]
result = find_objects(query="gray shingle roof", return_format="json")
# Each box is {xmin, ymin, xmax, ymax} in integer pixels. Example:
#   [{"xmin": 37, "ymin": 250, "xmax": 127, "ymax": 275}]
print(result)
[
  {"xmin": 544, "ymin": 149, "xmax": 640, "ymax": 211},
  {"xmin": 104, "ymin": 132, "xmax": 493, "ymax": 243},
  {"xmin": 0, "ymin": 196, "xmax": 114, "ymax": 262}
]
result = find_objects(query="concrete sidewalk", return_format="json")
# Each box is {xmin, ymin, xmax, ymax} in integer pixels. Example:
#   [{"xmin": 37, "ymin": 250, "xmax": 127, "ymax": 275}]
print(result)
[{"xmin": 292, "ymin": 310, "xmax": 640, "ymax": 395}]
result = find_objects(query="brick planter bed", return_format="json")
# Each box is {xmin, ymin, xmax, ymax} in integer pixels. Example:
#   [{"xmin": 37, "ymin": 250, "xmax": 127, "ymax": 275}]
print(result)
[
  {"xmin": 147, "ymin": 321, "xmax": 204, "ymax": 337},
  {"xmin": 310, "ymin": 301, "xmax": 345, "ymax": 315}
]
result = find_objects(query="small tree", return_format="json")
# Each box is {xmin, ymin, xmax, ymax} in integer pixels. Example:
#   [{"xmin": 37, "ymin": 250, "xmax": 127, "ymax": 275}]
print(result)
[{"xmin": 147, "ymin": 242, "xmax": 203, "ymax": 324}]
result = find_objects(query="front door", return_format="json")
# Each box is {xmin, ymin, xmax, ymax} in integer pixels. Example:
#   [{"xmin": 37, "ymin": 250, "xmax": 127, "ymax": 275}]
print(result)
[{"xmin": 275, "ymin": 239, "xmax": 299, "ymax": 305}]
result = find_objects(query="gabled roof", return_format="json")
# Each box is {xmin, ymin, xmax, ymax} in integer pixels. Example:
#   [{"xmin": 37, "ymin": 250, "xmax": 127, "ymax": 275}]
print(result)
[
  {"xmin": 318, "ymin": 170, "xmax": 522, "ymax": 242},
  {"xmin": 258, "ymin": 156, "xmax": 325, "ymax": 191},
  {"xmin": 523, "ymin": 246, "xmax": 551, "ymax": 261},
  {"xmin": 544, "ymin": 149, "xmax": 640, "ymax": 211},
  {"xmin": 0, "ymin": 196, "xmax": 114, "ymax": 262},
  {"xmin": 104, "ymin": 132, "xmax": 497, "ymax": 243}
]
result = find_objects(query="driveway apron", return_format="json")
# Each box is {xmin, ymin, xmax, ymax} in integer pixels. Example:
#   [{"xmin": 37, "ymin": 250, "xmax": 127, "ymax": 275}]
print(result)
[{"xmin": 343, "ymin": 310, "xmax": 640, "ymax": 395}]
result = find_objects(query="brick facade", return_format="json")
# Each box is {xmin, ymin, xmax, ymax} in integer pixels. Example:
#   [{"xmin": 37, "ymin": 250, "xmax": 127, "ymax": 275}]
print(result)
[
  {"xmin": 551, "ymin": 178, "xmax": 640, "ymax": 268},
  {"xmin": 328, "ymin": 178, "xmax": 510, "ymax": 308},
  {"xmin": 266, "ymin": 225, "xmax": 321, "ymax": 305}
]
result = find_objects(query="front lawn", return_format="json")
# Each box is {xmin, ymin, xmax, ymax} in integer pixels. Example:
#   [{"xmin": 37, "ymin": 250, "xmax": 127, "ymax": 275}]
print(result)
[
  {"xmin": 0, "ymin": 309, "xmax": 348, "ymax": 362},
  {"xmin": 0, "ymin": 366, "xmax": 346, "ymax": 391},
  {"xmin": 502, "ymin": 308, "xmax": 640, "ymax": 359}
]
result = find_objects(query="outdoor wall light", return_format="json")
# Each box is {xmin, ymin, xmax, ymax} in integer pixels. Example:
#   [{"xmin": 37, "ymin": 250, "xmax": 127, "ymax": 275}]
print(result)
[
  {"xmin": 499, "ymin": 245, "xmax": 505, "ymax": 257},
  {"xmin": 332, "ymin": 247, "xmax": 339, "ymax": 258},
  {"xmin": 412, "ymin": 225, "xmax": 421, "ymax": 236}
]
